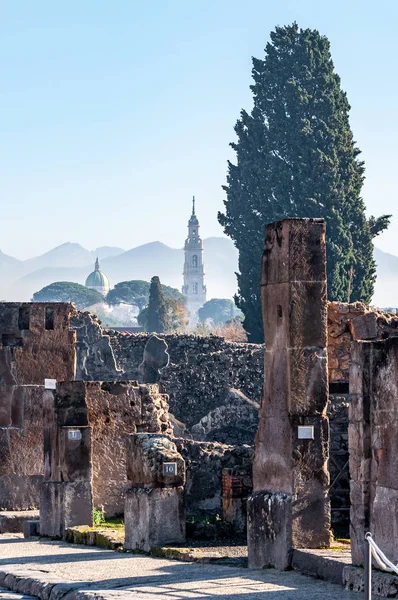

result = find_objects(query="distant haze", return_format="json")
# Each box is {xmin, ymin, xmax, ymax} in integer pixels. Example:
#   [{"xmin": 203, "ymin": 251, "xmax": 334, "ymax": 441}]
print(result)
[
  {"xmin": 0, "ymin": 239, "xmax": 396, "ymax": 308},
  {"xmin": 0, "ymin": 238, "xmax": 239, "ymax": 302}
]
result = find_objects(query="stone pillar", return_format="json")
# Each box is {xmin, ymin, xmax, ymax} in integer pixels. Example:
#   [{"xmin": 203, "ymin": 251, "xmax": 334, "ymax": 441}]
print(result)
[
  {"xmin": 40, "ymin": 383, "xmax": 93, "ymax": 537},
  {"xmin": 350, "ymin": 337, "xmax": 398, "ymax": 566},
  {"xmin": 124, "ymin": 433, "xmax": 186, "ymax": 551},
  {"xmin": 248, "ymin": 218, "xmax": 330, "ymax": 570}
]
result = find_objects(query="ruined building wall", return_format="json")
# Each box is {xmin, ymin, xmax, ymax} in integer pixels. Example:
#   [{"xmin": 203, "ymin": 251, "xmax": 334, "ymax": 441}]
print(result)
[
  {"xmin": 0, "ymin": 302, "xmax": 77, "ymax": 510},
  {"xmin": 71, "ymin": 313, "xmax": 264, "ymax": 438},
  {"xmin": 0, "ymin": 303, "xmax": 76, "ymax": 384},
  {"xmin": 328, "ymin": 302, "xmax": 398, "ymax": 384},
  {"xmin": 0, "ymin": 385, "xmax": 44, "ymax": 510}
]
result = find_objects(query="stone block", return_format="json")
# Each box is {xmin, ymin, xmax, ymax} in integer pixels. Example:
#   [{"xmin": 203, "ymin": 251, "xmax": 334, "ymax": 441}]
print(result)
[
  {"xmin": 63, "ymin": 481, "xmax": 93, "ymax": 531},
  {"xmin": 126, "ymin": 433, "xmax": 185, "ymax": 488},
  {"xmin": 138, "ymin": 335, "xmax": 169, "ymax": 383},
  {"xmin": 40, "ymin": 482, "xmax": 64, "ymax": 538},
  {"xmin": 253, "ymin": 414, "xmax": 292, "ymax": 492},
  {"xmin": 247, "ymin": 491, "xmax": 293, "ymax": 570},
  {"xmin": 59, "ymin": 426, "xmax": 92, "ymax": 482},
  {"xmin": 23, "ymin": 519, "xmax": 40, "ymax": 537},
  {"xmin": 54, "ymin": 381, "xmax": 88, "ymax": 427},
  {"xmin": 289, "ymin": 347, "xmax": 328, "ymax": 415},
  {"xmin": 40, "ymin": 481, "xmax": 93, "ymax": 538},
  {"xmin": 372, "ymin": 486, "xmax": 398, "ymax": 563},
  {"xmin": 261, "ymin": 219, "xmax": 326, "ymax": 286},
  {"xmin": 124, "ymin": 486, "xmax": 185, "ymax": 552},
  {"xmin": 349, "ymin": 312, "xmax": 378, "ymax": 340}
]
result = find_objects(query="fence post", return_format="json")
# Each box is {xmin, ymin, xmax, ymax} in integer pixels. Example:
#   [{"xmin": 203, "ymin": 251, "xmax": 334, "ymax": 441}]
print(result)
[{"xmin": 364, "ymin": 535, "xmax": 372, "ymax": 600}]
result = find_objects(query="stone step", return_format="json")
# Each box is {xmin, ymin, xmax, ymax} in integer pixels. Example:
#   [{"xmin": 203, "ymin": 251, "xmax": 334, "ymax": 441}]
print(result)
[{"xmin": 292, "ymin": 548, "xmax": 352, "ymax": 585}]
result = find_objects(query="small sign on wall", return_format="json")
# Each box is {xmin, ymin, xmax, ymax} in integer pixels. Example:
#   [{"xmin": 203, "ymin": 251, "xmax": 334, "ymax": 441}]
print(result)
[
  {"xmin": 298, "ymin": 426, "xmax": 314, "ymax": 440},
  {"xmin": 44, "ymin": 378, "xmax": 57, "ymax": 389},
  {"xmin": 68, "ymin": 429, "xmax": 82, "ymax": 441},
  {"xmin": 163, "ymin": 462, "xmax": 177, "ymax": 476}
]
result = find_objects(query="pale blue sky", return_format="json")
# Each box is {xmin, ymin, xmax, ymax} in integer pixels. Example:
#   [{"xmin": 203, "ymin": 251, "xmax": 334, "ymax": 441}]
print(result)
[{"xmin": 1, "ymin": 0, "xmax": 397, "ymax": 259}]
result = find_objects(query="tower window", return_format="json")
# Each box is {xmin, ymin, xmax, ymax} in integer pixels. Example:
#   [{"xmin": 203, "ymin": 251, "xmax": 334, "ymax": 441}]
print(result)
[
  {"xmin": 18, "ymin": 306, "xmax": 30, "ymax": 330},
  {"xmin": 45, "ymin": 307, "xmax": 54, "ymax": 330},
  {"xmin": 193, "ymin": 283, "xmax": 198, "ymax": 294},
  {"xmin": 192, "ymin": 255, "xmax": 198, "ymax": 268}
]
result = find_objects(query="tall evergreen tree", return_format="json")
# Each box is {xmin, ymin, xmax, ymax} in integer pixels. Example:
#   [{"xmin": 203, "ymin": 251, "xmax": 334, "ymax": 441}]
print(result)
[
  {"xmin": 146, "ymin": 276, "xmax": 168, "ymax": 333},
  {"xmin": 218, "ymin": 23, "xmax": 390, "ymax": 342}
]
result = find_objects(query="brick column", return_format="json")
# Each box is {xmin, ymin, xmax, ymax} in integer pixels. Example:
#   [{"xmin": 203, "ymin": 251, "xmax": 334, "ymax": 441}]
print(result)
[{"xmin": 248, "ymin": 218, "xmax": 330, "ymax": 569}]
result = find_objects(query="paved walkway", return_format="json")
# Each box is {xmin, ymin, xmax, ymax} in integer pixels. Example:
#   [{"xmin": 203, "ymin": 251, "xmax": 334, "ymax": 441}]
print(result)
[{"xmin": 0, "ymin": 534, "xmax": 361, "ymax": 600}]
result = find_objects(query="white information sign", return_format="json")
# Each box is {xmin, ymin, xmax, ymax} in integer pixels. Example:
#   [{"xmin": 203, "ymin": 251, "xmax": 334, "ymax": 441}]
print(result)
[
  {"xmin": 68, "ymin": 430, "xmax": 82, "ymax": 441},
  {"xmin": 298, "ymin": 426, "xmax": 314, "ymax": 440},
  {"xmin": 44, "ymin": 378, "xmax": 57, "ymax": 390}
]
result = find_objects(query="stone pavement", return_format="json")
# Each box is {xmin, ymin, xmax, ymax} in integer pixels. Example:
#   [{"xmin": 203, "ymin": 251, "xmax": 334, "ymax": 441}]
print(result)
[
  {"xmin": 0, "ymin": 534, "xmax": 363, "ymax": 600},
  {"xmin": 0, "ymin": 590, "xmax": 35, "ymax": 600}
]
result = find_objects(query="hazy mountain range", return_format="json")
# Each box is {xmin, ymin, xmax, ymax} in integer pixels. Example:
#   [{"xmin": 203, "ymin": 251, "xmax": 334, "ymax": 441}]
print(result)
[
  {"xmin": 0, "ymin": 239, "xmax": 396, "ymax": 307},
  {"xmin": 0, "ymin": 238, "xmax": 239, "ymax": 302}
]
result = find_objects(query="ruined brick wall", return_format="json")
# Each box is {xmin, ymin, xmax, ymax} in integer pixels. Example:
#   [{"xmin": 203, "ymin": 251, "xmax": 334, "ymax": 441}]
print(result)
[
  {"xmin": 87, "ymin": 381, "xmax": 172, "ymax": 516},
  {"xmin": 72, "ymin": 313, "xmax": 264, "ymax": 438},
  {"xmin": 53, "ymin": 380, "xmax": 172, "ymax": 517},
  {"xmin": 0, "ymin": 303, "xmax": 76, "ymax": 385},
  {"xmin": 328, "ymin": 302, "xmax": 398, "ymax": 384}
]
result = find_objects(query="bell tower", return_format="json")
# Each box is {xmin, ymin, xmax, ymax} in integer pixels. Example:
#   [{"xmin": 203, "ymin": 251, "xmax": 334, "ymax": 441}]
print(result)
[{"xmin": 182, "ymin": 196, "xmax": 207, "ymax": 320}]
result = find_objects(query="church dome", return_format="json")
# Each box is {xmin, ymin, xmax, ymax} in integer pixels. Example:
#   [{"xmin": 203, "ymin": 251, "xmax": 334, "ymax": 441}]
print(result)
[{"xmin": 85, "ymin": 258, "xmax": 110, "ymax": 296}]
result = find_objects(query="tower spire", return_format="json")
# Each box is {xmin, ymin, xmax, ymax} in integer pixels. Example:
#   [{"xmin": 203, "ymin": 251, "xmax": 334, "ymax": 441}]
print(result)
[
  {"xmin": 192, "ymin": 195, "xmax": 196, "ymax": 216},
  {"xmin": 95, "ymin": 256, "xmax": 100, "ymax": 271}
]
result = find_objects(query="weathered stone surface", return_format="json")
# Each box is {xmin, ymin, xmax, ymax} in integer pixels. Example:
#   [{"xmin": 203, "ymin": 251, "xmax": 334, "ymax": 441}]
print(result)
[
  {"xmin": 222, "ymin": 468, "xmax": 252, "ymax": 533},
  {"xmin": 124, "ymin": 486, "xmax": 185, "ymax": 551},
  {"xmin": 0, "ymin": 511, "xmax": 39, "ymax": 534},
  {"xmin": 191, "ymin": 388, "xmax": 259, "ymax": 445},
  {"xmin": 138, "ymin": 335, "xmax": 169, "ymax": 383},
  {"xmin": 176, "ymin": 439, "xmax": 253, "ymax": 518},
  {"xmin": 0, "ymin": 386, "xmax": 44, "ymax": 510},
  {"xmin": 247, "ymin": 491, "xmax": 293, "ymax": 570},
  {"xmin": 0, "ymin": 303, "xmax": 76, "ymax": 385},
  {"xmin": 344, "ymin": 564, "xmax": 398, "ymax": 597},
  {"xmin": 126, "ymin": 433, "xmax": 185, "ymax": 488},
  {"xmin": 40, "ymin": 481, "xmax": 93, "ymax": 538},
  {"xmin": 23, "ymin": 519, "xmax": 40, "ymax": 538},
  {"xmin": 249, "ymin": 219, "xmax": 330, "ymax": 570},
  {"xmin": 349, "ymin": 312, "xmax": 378, "ymax": 341},
  {"xmin": 349, "ymin": 337, "xmax": 398, "ymax": 566},
  {"xmin": 328, "ymin": 301, "xmax": 398, "ymax": 384}
]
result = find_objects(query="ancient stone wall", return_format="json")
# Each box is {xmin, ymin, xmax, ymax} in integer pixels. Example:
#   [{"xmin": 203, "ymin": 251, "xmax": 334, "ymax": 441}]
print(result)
[
  {"xmin": 175, "ymin": 438, "xmax": 253, "ymax": 518},
  {"xmin": 0, "ymin": 302, "xmax": 77, "ymax": 511},
  {"xmin": 71, "ymin": 313, "xmax": 264, "ymax": 439},
  {"xmin": 350, "ymin": 337, "xmax": 398, "ymax": 566},
  {"xmin": 328, "ymin": 302, "xmax": 398, "ymax": 384},
  {"xmin": 0, "ymin": 385, "xmax": 44, "ymax": 510},
  {"xmin": 0, "ymin": 303, "xmax": 76, "ymax": 385}
]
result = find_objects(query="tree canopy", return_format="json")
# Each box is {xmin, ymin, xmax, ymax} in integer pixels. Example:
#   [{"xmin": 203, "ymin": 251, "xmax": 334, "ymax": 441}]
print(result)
[
  {"xmin": 32, "ymin": 281, "xmax": 104, "ymax": 310},
  {"xmin": 145, "ymin": 276, "xmax": 169, "ymax": 333},
  {"xmin": 218, "ymin": 23, "xmax": 391, "ymax": 342},
  {"xmin": 198, "ymin": 298, "xmax": 237, "ymax": 325},
  {"xmin": 106, "ymin": 280, "xmax": 186, "ymax": 311}
]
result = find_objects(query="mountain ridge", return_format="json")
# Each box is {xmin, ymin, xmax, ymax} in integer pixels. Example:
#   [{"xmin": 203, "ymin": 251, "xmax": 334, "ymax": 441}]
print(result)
[{"xmin": 0, "ymin": 239, "xmax": 396, "ymax": 307}]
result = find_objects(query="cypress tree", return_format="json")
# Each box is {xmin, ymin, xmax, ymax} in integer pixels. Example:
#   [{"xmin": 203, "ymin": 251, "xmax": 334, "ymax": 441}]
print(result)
[
  {"xmin": 146, "ymin": 276, "xmax": 168, "ymax": 333},
  {"xmin": 218, "ymin": 23, "xmax": 390, "ymax": 342}
]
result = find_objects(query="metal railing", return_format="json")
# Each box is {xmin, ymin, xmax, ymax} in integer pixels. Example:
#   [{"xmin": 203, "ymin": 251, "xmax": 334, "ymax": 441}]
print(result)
[{"xmin": 364, "ymin": 533, "xmax": 398, "ymax": 599}]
